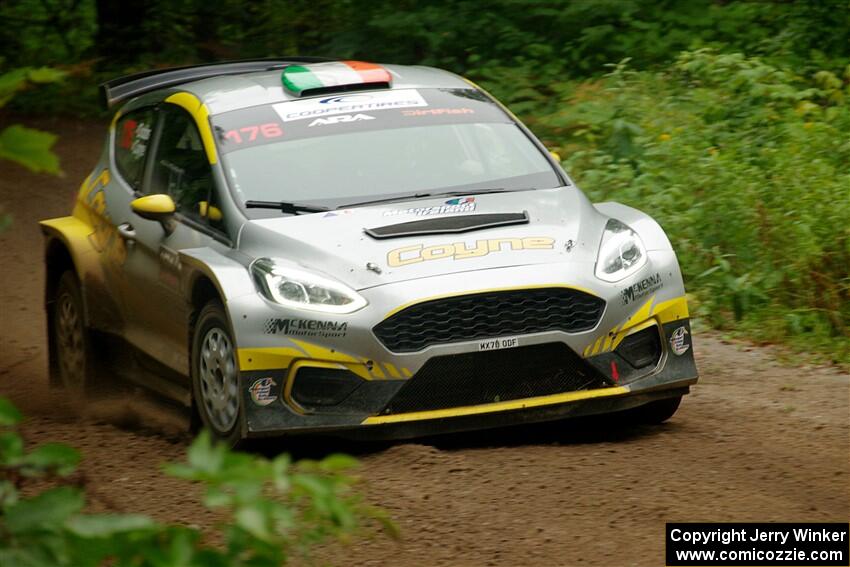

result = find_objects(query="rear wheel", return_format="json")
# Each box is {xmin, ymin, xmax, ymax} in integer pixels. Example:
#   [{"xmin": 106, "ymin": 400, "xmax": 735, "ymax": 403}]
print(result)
[
  {"xmin": 52, "ymin": 271, "xmax": 94, "ymax": 401},
  {"xmin": 191, "ymin": 301, "xmax": 243, "ymax": 446},
  {"xmin": 630, "ymin": 395, "xmax": 682, "ymax": 424}
]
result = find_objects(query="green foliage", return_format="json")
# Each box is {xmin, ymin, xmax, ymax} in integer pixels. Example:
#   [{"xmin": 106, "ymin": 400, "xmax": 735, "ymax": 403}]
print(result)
[
  {"xmin": 529, "ymin": 51, "xmax": 849, "ymax": 363},
  {"xmin": 0, "ymin": 67, "xmax": 65, "ymax": 176},
  {"xmin": 0, "ymin": 1, "xmax": 96, "ymax": 65},
  {"xmin": 0, "ymin": 66, "xmax": 65, "ymax": 231},
  {"xmin": 0, "ymin": 398, "xmax": 393, "ymax": 566},
  {"xmin": 4, "ymin": 0, "xmax": 850, "ymax": 116},
  {"xmin": 0, "ymin": 125, "xmax": 60, "ymax": 174},
  {"xmin": 0, "ymin": 67, "xmax": 67, "ymax": 105}
]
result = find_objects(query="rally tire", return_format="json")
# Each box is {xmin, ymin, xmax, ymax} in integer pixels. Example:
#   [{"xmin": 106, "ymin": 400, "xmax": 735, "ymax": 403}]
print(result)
[
  {"xmin": 191, "ymin": 300, "xmax": 244, "ymax": 446},
  {"xmin": 631, "ymin": 395, "xmax": 682, "ymax": 424},
  {"xmin": 52, "ymin": 271, "xmax": 95, "ymax": 402}
]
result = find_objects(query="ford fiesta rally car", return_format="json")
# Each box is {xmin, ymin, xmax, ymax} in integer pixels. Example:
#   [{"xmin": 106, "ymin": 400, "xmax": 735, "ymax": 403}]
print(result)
[{"xmin": 40, "ymin": 58, "xmax": 698, "ymax": 444}]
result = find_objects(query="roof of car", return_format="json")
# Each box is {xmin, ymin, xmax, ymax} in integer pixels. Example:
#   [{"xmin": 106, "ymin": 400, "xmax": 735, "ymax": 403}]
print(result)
[
  {"xmin": 107, "ymin": 60, "xmax": 472, "ymax": 116},
  {"xmin": 192, "ymin": 64, "xmax": 470, "ymax": 115}
]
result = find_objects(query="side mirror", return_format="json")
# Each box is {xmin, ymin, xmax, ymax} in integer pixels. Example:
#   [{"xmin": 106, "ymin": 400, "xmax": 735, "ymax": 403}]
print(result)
[
  {"xmin": 199, "ymin": 201, "xmax": 222, "ymax": 222},
  {"xmin": 130, "ymin": 194, "xmax": 176, "ymax": 234}
]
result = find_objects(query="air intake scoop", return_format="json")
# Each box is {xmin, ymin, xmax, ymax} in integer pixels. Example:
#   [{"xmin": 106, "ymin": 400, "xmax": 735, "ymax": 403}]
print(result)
[{"xmin": 365, "ymin": 211, "xmax": 529, "ymax": 239}]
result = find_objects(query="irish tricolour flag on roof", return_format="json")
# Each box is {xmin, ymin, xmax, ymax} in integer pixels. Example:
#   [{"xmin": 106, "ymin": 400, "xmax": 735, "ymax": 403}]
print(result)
[{"xmin": 281, "ymin": 61, "xmax": 392, "ymax": 96}]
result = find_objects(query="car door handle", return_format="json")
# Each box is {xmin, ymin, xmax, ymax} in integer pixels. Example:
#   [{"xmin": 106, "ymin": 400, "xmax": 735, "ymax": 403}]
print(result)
[{"xmin": 117, "ymin": 223, "xmax": 136, "ymax": 241}]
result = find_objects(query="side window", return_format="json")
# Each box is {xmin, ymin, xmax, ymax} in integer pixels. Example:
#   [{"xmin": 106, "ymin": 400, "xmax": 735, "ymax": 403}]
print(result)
[
  {"xmin": 149, "ymin": 106, "xmax": 216, "ymax": 225},
  {"xmin": 114, "ymin": 108, "xmax": 155, "ymax": 190}
]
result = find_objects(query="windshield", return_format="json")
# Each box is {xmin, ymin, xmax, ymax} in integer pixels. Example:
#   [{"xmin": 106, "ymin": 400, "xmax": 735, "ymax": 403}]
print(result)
[{"xmin": 212, "ymin": 88, "xmax": 562, "ymax": 214}]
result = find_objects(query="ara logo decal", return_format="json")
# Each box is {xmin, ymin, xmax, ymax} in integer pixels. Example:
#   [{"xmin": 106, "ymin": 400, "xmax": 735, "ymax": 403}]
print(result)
[
  {"xmin": 669, "ymin": 326, "xmax": 690, "ymax": 356},
  {"xmin": 387, "ymin": 237, "xmax": 555, "ymax": 267},
  {"xmin": 308, "ymin": 113, "xmax": 376, "ymax": 127},
  {"xmin": 249, "ymin": 377, "xmax": 278, "ymax": 406}
]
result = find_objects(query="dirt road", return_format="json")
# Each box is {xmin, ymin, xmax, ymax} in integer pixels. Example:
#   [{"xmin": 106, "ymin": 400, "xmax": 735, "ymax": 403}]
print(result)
[{"xmin": 1, "ymin": 117, "xmax": 848, "ymax": 566}]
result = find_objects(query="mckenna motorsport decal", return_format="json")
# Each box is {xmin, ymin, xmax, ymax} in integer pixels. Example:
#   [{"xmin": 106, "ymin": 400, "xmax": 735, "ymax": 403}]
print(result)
[
  {"xmin": 264, "ymin": 318, "xmax": 348, "ymax": 338},
  {"xmin": 388, "ymin": 237, "xmax": 555, "ymax": 267},
  {"xmin": 621, "ymin": 272, "xmax": 663, "ymax": 305},
  {"xmin": 383, "ymin": 197, "xmax": 475, "ymax": 217},
  {"xmin": 309, "ymin": 113, "xmax": 375, "ymax": 126},
  {"xmin": 274, "ymin": 89, "xmax": 427, "ymax": 123},
  {"xmin": 249, "ymin": 377, "xmax": 277, "ymax": 406},
  {"xmin": 669, "ymin": 326, "xmax": 690, "ymax": 355}
]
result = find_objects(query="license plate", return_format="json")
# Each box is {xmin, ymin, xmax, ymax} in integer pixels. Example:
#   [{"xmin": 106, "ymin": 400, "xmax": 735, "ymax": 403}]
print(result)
[{"xmin": 478, "ymin": 336, "xmax": 520, "ymax": 352}]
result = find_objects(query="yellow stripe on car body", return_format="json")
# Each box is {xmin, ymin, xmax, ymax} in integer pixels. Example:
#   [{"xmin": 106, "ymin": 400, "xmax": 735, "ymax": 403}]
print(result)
[{"xmin": 164, "ymin": 92, "xmax": 218, "ymax": 165}]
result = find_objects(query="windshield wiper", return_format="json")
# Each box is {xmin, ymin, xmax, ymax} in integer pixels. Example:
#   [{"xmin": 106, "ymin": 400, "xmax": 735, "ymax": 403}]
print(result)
[
  {"xmin": 342, "ymin": 187, "xmax": 537, "ymax": 209},
  {"xmin": 435, "ymin": 187, "xmax": 537, "ymax": 197},
  {"xmin": 245, "ymin": 200, "xmax": 329, "ymax": 215}
]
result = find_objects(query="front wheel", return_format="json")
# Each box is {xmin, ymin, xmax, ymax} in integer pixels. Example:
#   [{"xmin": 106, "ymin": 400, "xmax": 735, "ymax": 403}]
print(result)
[{"xmin": 191, "ymin": 301, "xmax": 243, "ymax": 446}]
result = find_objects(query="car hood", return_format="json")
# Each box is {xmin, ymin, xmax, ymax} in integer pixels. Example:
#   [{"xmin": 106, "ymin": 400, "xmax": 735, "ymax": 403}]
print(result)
[{"xmin": 238, "ymin": 187, "xmax": 607, "ymax": 290}]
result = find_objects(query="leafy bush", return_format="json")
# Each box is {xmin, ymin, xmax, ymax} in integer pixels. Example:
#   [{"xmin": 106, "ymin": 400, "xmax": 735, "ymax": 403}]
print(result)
[
  {"xmin": 0, "ymin": 67, "xmax": 66, "ymax": 232},
  {"xmin": 514, "ymin": 50, "xmax": 849, "ymax": 363},
  {"xmin": 0, "ymin": 67, "xmax": 65, "ymax": 174},
  {"xmin": 0, "ymin": 397, "xmax": 393, "ymax": 566}
]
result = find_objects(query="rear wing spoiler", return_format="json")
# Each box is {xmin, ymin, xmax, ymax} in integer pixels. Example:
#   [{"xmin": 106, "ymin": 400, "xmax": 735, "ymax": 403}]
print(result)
[{"xmin": 99, "ymin": 57, "xmax": 333, "ymax": 110}]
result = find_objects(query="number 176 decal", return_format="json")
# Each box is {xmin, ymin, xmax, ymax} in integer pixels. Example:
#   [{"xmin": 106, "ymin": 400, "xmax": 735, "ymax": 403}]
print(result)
[{"xmin": 222, "ymin": 123, "xmax": 283, "ymax": 145}]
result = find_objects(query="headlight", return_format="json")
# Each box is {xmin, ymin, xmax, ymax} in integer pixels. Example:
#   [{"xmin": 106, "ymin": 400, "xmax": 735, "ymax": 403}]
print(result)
[
  {"xmin": 594, "ymin": 219, "xmax": 647, "ymax": 282},
  {"xmin": 251, "ymin": 258, "xmax": 367, "ymax": 314}
]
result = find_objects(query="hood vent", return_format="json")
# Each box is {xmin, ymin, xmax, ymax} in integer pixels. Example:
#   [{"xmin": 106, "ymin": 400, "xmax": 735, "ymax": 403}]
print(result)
[{"xmin": 365, "ymin": 211, "xmax": 529, "ymax": 239}]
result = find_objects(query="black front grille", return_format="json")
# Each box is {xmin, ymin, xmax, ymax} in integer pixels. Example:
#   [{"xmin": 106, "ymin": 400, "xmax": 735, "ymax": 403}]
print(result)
[
  {"xmin": 373, "ymin": 288, "xmax": 605, "ymax": 353},
  {"xmin": 383, "ymin": 342, "xmax": 609, "ymax": 414}
]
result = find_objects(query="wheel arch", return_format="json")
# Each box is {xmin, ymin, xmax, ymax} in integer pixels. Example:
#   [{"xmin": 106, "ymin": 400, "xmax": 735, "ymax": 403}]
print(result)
[
  {"xmin": 40, "ymin": 217, "xmax": 99, "ymax": 385},
  {"xmin": 180, "ymin": 248, "xmax": 252, "ymax": 436},
  {"xmin": 187, "ymin": 271, "xmax": 225, "ymax": 346},
  {"xmin": 179, "ymin": 247, "xmax": 255, "ymax": 353}
]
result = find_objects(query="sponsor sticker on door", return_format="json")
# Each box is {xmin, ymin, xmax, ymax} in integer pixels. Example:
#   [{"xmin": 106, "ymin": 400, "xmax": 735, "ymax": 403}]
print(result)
[
  {"xmin": 479, "ymin": 336, "xmax": 520, "ymax": 352},
  {"xmin": 669, "ymin": 326, "xmax": 690, "ymax": 356},
  {"xmin": 249, "ymin": 377, "xmax": 278, "ymax": 406}
]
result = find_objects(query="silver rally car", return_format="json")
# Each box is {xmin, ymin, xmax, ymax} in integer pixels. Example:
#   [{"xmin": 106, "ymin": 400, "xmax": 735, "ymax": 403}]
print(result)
[{"xmin": 40, "ymin": 58, "xmax": 698, "ymax": 443}]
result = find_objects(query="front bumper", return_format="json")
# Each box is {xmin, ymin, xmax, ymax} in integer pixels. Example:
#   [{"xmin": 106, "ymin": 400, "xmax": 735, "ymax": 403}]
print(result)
[
  {"xmin": 227, "ymin": 255, "xmax": 698, "ymax": 439},
  {"xmin": 238, "ymin": 318, "xmax": 698, "ymax": 439}
]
